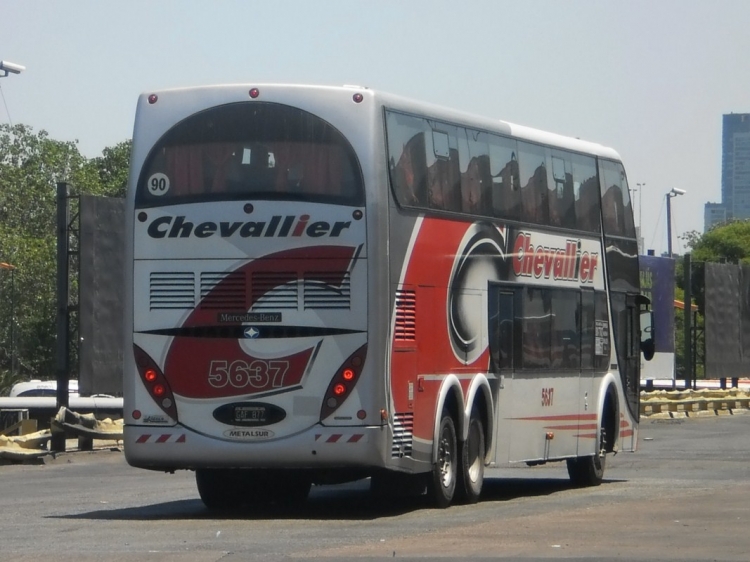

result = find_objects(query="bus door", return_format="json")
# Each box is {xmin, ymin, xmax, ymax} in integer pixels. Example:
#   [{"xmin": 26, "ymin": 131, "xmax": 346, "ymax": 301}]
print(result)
[
  {"xmin": 611, "ymin": 292, "xmax": 641, "ymax": 449},
  {"xmin": 487, "ymin": 285, "xmax": 516, "ymax": 464}
]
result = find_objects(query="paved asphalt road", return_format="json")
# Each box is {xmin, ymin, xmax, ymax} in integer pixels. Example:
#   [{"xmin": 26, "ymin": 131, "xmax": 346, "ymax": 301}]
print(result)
[{"xmin": 2, "ymin": 413, "xmax": 750, "ymax": 561}]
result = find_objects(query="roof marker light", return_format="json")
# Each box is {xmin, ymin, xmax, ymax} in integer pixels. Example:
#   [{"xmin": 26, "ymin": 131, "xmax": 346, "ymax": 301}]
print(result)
[
  {"xmin": 352, "ymin": 93, "xmax": 363, "ymax": 103},
  {"xmin": 148, "ymin": 94, "xmax": 158, "ymax": 104},
  {"xmin": 249, "ymin": 88, "xmax": 260, "ymax": 99}
]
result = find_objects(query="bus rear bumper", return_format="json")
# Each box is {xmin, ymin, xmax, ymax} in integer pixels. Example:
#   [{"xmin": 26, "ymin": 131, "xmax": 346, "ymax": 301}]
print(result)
[{"xmin": 123, "ymin": 423, "xmax": 388, "ymax": 471}]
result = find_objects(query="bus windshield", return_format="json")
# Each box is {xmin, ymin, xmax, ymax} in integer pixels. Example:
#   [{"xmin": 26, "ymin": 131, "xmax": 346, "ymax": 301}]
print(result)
[{"xmin": 136, "ymin": 102, "xmax": 364, "ymax": 208}]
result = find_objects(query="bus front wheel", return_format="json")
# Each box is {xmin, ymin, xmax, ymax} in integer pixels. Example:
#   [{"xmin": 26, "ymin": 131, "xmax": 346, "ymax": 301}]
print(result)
[{"xmin": 567, "ymin": 427, "xmax": 606, "ymax": 486}]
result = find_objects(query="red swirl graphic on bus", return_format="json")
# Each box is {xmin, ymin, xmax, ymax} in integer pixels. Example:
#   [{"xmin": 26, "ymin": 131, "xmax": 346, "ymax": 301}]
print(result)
[{"xmin": 163, "ymin": 245, "xmax": 356, "ymax": 399}]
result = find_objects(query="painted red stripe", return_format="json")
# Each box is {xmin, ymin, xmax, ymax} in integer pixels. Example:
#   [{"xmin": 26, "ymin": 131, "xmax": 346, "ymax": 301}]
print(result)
[
  {"xmin": 577, "ymin": 433, "xmax": 597, "ymax": 439},
  {"xmin": 545, "ymin": 423, "xmax": 598, "ymax": 431},
  {"xmin": 314, "ymin": 434, "xmax": 322, "ymax": 441},
  {"xmin": 327, "ymin": 434, "xmax": 342, "ymax": 443},
  {"xmin": 621, "ymin": 429, "xmax": 634, "ymax": 437},
  {"xmin": 348, "ymin": 434, "xmax": 363, "ymax": 443},
  {"xmin": 156, "ymin": 434, "xmax": 171, "ymax": 443},
  {"xmin": 176, "ymin": 434, "xmax": 186, "ymax": 443},
  {"xmin": 513, "ymin": 413, "xmax": 597, "ymax": 422},
  {"xmin": 136, "ymin": 434, "xmax": 151, "ymax": 444},
  {"xmin": 620, "ymin": 420, "xmax": 630, "ymax": 427}
]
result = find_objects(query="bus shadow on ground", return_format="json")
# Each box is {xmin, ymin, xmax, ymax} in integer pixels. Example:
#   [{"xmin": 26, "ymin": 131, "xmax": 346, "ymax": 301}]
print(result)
[{"xmin": 48, "ymin": 475, "xmax": 625, "ymax": 522}]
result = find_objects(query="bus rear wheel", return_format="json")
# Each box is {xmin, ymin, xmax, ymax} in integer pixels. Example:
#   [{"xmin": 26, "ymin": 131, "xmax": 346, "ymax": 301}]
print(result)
[
  {"xmin": 196, "ymin": 469, "xmax": 246, "ymax": 510},
  {"xmin": 428, "ymin": 411, "xmax": 457, "ymax": 508},
  {"xmin": 456, "ymin": 414, "xmax": 485, "ymax": 504}
]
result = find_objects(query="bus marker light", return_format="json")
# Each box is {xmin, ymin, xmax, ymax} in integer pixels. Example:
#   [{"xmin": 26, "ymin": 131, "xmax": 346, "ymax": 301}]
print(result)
[
  {"xmin": 334, "ymin": 384, "xmax": 346, "ymax": 396},
  {"xmin": 133, "ymin": 410, "xmax": 142, "ymax": 420},
  {"xmin": 327, "ymin": 398, "xmax": 337, "ymax": 408},
  {"xmin": 352, "ymin": 93, "xmax": 363, "ymax": 103},
  {"xmin": 342, "ymin": 369, "xmax": 355, "ymax": 381},
  {"xmin": 145, "ymin": 369, "xmax": 158, "ymax": 382},
  {"xmin": 249, "ymin": 88, "xmax": 260, "ymax": 99},
  {"xmin": 353, "ymin": 210, "xmax": 363, "ymax": 220},
  {"xmin": 357, "ymin": 410, "xmax": 366, "ymax": 420},
  {"xmin": 162, "ymin": 398, "xmax": 173, "ymax": 408},
  {"xmin": 148, "ymin": 94, "xmax": 158, "ymax": 104},
  {"xmin": 154, "ymin": 384, "xmax": 166, "ymax": 397}
]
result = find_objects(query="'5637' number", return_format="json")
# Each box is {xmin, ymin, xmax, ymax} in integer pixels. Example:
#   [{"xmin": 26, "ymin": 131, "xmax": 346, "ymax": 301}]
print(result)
[{"xmin": 208, "ymin": 359, "xmax": 290, "ymax": 390}]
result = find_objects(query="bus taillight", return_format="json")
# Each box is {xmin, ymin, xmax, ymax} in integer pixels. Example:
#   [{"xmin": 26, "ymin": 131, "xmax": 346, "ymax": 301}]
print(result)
[
  {"xmin": 320, "ymin": 343, "xmax": 367, "ymax": 420},
  {"xmin": 133, "ymin": 344, "xmax": 178, "ymax": 421}
]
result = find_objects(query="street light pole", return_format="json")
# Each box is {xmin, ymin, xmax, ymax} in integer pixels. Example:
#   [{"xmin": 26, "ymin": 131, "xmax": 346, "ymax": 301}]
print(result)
[{"xmin": 666, "ymin": 188, "xmax": 686, "ymax": 258}]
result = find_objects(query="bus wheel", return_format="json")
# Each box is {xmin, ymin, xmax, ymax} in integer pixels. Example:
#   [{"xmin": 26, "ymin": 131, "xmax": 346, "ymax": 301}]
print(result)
[
  {"xmin": 428, "ymin": 411, "xmax": 457, "ymax": 508},
  {"xmin": 274, "ymin": 472, "xmax": 312, "ymax": 505},
  {"xmin": 195, "ymin": 469, "xmax": 244, "ymax": 510},
  {"xmin": 457, "ymin": 414, "xmax": 485, "ymax": 504},
  {"xmin": 566, "ymin": 427, "xmax": 606, "ymax": 486}
]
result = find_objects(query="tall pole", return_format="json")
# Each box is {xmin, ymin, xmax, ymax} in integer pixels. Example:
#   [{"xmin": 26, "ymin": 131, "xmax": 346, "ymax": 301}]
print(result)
[
  {"xmin": 666, "ymin": 193, "xmax": 673, "ymax": 258},
  {"xmin": 52, "ymin": 182, "xmax": 70, "ymax": 453}
]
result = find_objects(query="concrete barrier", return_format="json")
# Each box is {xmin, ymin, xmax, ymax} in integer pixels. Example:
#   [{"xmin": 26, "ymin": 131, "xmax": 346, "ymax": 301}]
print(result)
[{"xmin": 641, "ymin": 388, "xmax": 750, "ymax": 417}]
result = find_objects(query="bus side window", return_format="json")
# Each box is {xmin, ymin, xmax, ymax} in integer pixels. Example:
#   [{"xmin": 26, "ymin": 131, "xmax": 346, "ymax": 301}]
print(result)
[
  {"xmin": 488, "ymin": 135, "xmax": 521, "ymax": 221},
  {"xmin": 600, "ymin": 160, "xmax": 636, "ymax": 238},
  {"xmin": 571, "ymin": 154, "xmax": 600, "ymax": 233},
  {"xmin": 517, "ymin": 141, "xmax": 549, "ymax": 225},
  {"xmin": 427, "ymin": 127, "xmax": 461, "ymax": 211},
  {"xmin": 459, "ymin": 128, "xmax": 492, "ymax": 214},
  {"xmin": 548, "ymin": 153, "xmax": 576, "ymax": 229},
  {"xmin": 386, "ymin": 110, "xmax": 429, "ymax": 207}
]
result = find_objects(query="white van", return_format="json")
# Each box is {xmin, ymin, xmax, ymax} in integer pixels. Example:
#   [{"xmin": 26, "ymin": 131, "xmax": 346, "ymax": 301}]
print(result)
[{"xmin": 9, "ymin": 379, "xmax": 79, "ymax": 398}]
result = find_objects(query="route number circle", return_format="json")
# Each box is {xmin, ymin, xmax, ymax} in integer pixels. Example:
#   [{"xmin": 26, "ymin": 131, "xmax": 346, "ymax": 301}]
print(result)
[{"xmin": 147, "ymin": 173, "xmax": 170, "ymax": 196}]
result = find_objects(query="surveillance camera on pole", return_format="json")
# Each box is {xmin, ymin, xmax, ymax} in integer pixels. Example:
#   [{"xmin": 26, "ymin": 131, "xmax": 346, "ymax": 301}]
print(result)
[
  {"xmin": 0, "ymin": 60, "xmax": 26, "ymax": 77},
  {"xmin": 670, "ymin": 188, "xmax": 686, "ymax": 196}
]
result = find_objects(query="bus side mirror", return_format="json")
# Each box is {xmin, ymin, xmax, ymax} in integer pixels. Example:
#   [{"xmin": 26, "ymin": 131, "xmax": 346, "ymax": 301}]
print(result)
[{"xmin": 640, "ymin": 309, "xmax": 655, "ymax": 361}]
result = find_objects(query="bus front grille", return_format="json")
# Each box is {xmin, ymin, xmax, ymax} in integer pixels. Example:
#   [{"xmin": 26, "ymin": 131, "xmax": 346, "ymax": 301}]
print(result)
[{"xmin": 392, "ymin": 412, "xmax": 414, "ymax": 458}]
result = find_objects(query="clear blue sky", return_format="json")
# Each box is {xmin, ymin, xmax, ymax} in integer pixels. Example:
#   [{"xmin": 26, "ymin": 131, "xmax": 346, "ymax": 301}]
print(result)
[{"xmin": 3, "ymin": 0, "xmax": 749, "ymax": 255}]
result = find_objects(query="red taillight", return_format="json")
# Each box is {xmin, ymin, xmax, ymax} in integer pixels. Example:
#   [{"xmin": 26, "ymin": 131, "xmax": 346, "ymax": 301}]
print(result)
[
  {"xmin": 320, "ymin": 344, "xmax": 367, "ymax": 420},
  {"xmin": 133, "ymin": 344, "xmax": 178, "ymax": 421}
]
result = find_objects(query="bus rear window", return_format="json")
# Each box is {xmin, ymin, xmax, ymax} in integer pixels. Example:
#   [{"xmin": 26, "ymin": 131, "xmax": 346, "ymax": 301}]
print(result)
[{"xmin": 136, "ymin": 102, "xmax": 364, "ymax": 207}]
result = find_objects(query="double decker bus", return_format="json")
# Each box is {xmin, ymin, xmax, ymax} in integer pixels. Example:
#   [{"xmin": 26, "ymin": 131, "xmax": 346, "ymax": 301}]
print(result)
[{"xmin": 123, "ymin": 84, "xmax": 654, "ymax": 509}]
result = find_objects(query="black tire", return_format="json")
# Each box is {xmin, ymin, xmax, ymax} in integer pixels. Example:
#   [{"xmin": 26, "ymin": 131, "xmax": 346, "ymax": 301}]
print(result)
[
  {"xmin": 567, "ymin": 427, "xmax": 606, "ymax": 486},
  {"xmin": 274, "ymin": 472, "xmax": 312, "ymax": 505},
  {"xmin": 195, "ymin": 469, "xmax": 246, "ymax": 510},
  {"xmin": 456, "ymin": 415, "xmax": 485, "ymax": 504},
  {"xmin": 428, "ymin": 411, "xmax": 458, "ymax": 508}
]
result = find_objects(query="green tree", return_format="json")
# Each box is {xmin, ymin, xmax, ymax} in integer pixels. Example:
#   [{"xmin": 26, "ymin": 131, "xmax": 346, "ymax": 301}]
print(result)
[{"xmin": 0, "ymin": 124, "xmax": 130, "ymax": 394}]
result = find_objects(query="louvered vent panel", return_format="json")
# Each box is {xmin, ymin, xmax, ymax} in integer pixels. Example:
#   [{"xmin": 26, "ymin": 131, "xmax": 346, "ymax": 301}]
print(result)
[
  {"xmin": 251, "ymin": 272, "xmax": 298, "ymax": 310},
  {"xmin": 200, "ymin": 271, "xmax": 246, "ymax": 309},
  {"xmin": 303, "ymin": 272, "xmax": 351, "ymax": 310},
  {"xmin": 394, "ymin": 290, "xmax": 416, "ymax": 341},
  {"xmin": 149, "ymin": 272, "xmax": 195, "ymax": 310},
  {"xmin": 392, "ymin": 412, "xmax": 414, "ymax": 458}
]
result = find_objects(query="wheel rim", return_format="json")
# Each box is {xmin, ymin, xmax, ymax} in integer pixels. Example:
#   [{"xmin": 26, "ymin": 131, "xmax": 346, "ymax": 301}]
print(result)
[{"xmin": 438, "ymin": 426, "xmax": 454, "ymax": 489}]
